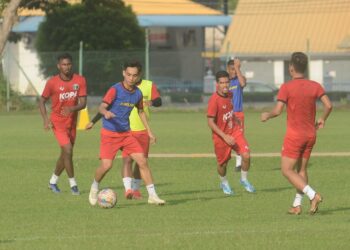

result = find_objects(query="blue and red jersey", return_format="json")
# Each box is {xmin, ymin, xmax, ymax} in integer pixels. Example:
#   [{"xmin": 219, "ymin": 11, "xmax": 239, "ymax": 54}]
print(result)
[
  {"xmin": 229, "ymin": 77, "xmax": 243, "ymax": 112},
  {"xmin": 102, "ymin": 82, "xmax": 143, "ymax": 133}
]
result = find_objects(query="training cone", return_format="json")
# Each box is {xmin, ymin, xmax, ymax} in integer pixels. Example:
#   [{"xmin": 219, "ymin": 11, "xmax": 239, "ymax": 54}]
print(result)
[{"xmin": 77, "ymin": 107, "xmax": 90, "ymax": 130}]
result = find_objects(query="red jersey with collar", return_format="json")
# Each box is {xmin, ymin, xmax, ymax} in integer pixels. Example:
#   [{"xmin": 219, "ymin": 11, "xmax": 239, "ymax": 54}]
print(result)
[
  {"xmin": 42, "ymin": 74, "xmax": 87, "ymax": 128},
  {"xmin": 277, "ymin": 78, "xmax": 325, "ymax": 138},
  {"xmin": 207, "ymin": 92, "xmax": 239, "ymax": 140}
]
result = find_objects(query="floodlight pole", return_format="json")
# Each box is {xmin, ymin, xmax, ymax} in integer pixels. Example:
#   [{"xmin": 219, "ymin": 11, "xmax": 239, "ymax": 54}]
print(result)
[
  {"xmin": 79, "ymin": 41, "xmax": 83, "ymax": 75},
  {"xmin": 145, "ymin": 28, "xmax": 150, "ymax": 80}
]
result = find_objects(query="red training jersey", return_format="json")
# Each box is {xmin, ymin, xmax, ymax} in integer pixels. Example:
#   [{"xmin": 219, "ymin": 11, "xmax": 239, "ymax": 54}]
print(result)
[
  {"xmin": 42, "ymin": 74, "xmax": 87, "ymax": 128},
  {"xmin": 207, "ymin": 92, "xmax": 240, "ymax": 141},
  {"xmin": 277, "ymin": 78, "xmax": 325, "ymax": 138}
]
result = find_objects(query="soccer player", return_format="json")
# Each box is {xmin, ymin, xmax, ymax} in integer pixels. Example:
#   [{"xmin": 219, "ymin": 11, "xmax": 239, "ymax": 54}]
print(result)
[
  {"xmin": 86, "ymin": 75, "xmax": 162, "ymax": 200},
  {"xmin": 207, "ymin": 70, "xmax": 255, "ymax": 195},
  {"xmin": 88, "ymin": 61, "xmax": 165, "ymax": 206},
  {"xmin": 261, "ymin": 52, "xmax": 332, "ymax": 215},
  {"xmin": 121, "ymin": 78, "xmax": 161, "ymax": 200},
  {"xmin": 227, "ymin": 58, "xmax": 247, "ymax": 172},
  {"xmin": 39, "ymin": 53, "xmax": 87, "ymax": 195}
]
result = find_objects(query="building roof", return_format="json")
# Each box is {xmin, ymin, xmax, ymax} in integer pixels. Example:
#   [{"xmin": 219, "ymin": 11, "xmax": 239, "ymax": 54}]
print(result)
[
  {"xmin": 221, "ymin": 0, "xmax": 350, "ymax": 57},
  {"xmin": 123, "ymin": 0, "xmax": 222, "ymax": 15},
  {"xmin": 19, "ymin": 0, "xmax": 222, "ymax": 16}
]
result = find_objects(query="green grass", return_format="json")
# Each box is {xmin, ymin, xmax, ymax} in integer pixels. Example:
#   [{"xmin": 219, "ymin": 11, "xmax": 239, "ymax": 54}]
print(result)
[{"xmin": 0, "ymin": 109, "xmax": 350, "ymax": 249}]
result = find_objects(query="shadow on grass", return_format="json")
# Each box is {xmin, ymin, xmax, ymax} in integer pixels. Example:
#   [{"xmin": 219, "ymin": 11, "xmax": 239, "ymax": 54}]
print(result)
[
  {"xmin": 260, "ymin": 186, "xmax": 292, "ymax": 192},
  {"xmin": 319, "ymin": 206, "xmax": 350, "ymax": 215}
]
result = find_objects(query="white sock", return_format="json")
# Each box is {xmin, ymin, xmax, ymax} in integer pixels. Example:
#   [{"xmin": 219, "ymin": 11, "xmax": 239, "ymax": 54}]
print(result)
[
  {"xmin": 292, "ymin": 193, "xmax": 303, "ymax": 207},
  {"xmin": 302, "ymin": 185, "xmax": 316, "ymax": 200},
  {"xmin": 68, "ymin": 178, "xmax": 77, "ymax": 188},
  {"xmin": 146, "ymin": 184, "xmax": 157, "ymax": 197},
  {"xmin": 49, "ymin": 174, "xmax": 59, "ymax": 184},
  {"xmin": 219, "ymin": 175, "xmax": 229, "ymax": 185},
  {"xmin": 123, "ymin": 177, "xmax": 132, "ymax": 191},
  {"xmin": 236, "ymin": 155, "xmax": 242, "ymax": 167},
  {"xmin": 241, "ymin": 170, "xmax": 248, "ymax": 181},
  {"xmin": 91, "ymin": 179, "xmax": 99, "ymax": 190},
  {"xmin": 132, "ymin": 179, "xmax": 142, "ymax": 191}
]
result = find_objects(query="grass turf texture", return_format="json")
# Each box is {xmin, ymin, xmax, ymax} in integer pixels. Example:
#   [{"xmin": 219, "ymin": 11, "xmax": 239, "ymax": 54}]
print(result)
[{"xmin": 0, "ymin": 109, "xmax": 349, "ymax": 249}]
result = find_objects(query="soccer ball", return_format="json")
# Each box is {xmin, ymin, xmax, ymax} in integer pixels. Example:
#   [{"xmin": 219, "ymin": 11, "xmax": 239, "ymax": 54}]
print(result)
[{"xmin": 97, "ymin": 188, "xmax": 117, "ymax": 208}]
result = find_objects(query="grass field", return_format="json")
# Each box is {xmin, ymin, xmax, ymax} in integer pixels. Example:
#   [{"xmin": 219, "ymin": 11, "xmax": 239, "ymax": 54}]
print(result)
[{"xmin": 0, "ymin": 109, "xmax": 350, "ymax": 249}]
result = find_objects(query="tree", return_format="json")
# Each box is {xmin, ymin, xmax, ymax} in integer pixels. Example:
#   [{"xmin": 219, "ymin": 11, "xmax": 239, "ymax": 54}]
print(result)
[
  {"xmin": 35, "ymin": 0, "xmax": 145, "ymax": 95},
  {"xmin": 0, "ymin": 0, "xmax": 60, "ymax": 55}
]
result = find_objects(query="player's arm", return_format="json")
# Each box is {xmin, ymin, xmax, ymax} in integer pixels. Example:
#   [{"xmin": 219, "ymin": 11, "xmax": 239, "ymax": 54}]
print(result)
[
  {"xmin": 39, "ymin": 96, "xmax": 51, "ymax": 131},
  {"xmin": 260, "ymin": 101, "xmax": 285, "ymax": 122},
  {"xmin": 144, "ymin": 83, "xmax": 162, "ymax": 107},
  {"xmin": 139, "ymin": 110, "xmax": 156, "ymax": 144},
  {"xmin": 234, "ymin": 59, "xmax": 247, "ymax": 88},
  {"xmin": 99, "ymin": 102, "xmax": 115, "ymax": 119},
  {"xmin": 207, "ymin": 117, "xmax": 235, "ymax": 146},
  {"xmin": 316, "ymin": 95, "xmax": 333, "ymax": 129},
  {"xmin": 85, "ymin": 104, "xmax": 112, "ymax": 130},
  {"xmin": 61, "ymin": 96, "xmax": 87, "ymax": 116}
]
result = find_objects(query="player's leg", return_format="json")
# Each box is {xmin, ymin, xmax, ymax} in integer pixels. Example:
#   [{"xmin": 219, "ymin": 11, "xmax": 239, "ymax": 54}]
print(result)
[
  {"xmin": 131, "ymin": 132, "xmax": 149, "ymax": 199},
  {"xmin": 239, "ymin": 151, "xmax": 256, "ymax": 193},
  {"xmin": 89, "ymin": 134, "xmax": 119, "ymax": 206},
  {"xmin": 233, "ymin": 132, "xmax": 255, "ymax": 193},
  {"xmin": 121, "ymin": 155, "xmax": 134, "ymax": 199},
  {"xmin": 48, "ymin": 153, "xmax": 65, "ymax": 193},
  {"xmin": 289, "ymin": 158, "xmax": 303, "ymax": 215},
  {"xmin": 89, "ymin": 159, "xmax": 114, "ymax": 206},
  {"xmin": 60, "ymin": 143, "xmax": 79, "ymax": 195},
  {"xmin": 217, "ymin": 161, "xmax": 234, "ymax": 195},
  {"xmin": 132, "ymin": 163, "xmax": 143, "ymax": 199},
  {"xmin": 234, "ymin": 112, "xmax": 245, "ymax": 172},
  {"xmin": 214, "ymin": 141, "xmax": 234, "ymax": 195},
  {"xmin": 130, "ymin": 153, "xmax": 165, "ymax": 205}
]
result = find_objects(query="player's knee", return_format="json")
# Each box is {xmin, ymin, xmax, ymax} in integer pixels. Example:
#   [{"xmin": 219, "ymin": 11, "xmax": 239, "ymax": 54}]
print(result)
[
  {"xmin": 101, "ymin": 162, "xmax": 113, "ymax": 171},
  {"xmin": 241, "ymin": 152, "xmax": 250, "ymax": 160}
]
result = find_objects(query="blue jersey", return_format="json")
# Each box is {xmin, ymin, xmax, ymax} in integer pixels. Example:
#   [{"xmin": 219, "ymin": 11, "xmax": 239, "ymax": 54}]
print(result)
[
  {"xmin": 102, "ymin": 82, "xmax": 143, "ymax": 132},
  {"xmin": 229, "ymin": 77, "xmax": 243, "ymax": 112}
]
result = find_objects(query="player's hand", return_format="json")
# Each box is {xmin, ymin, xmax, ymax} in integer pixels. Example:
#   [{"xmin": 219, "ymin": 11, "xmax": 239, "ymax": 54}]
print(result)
[
  {"xmin": 60, "ymin": 106, "xmax": 74, "ymax": 116},
  {"xmin": 43, "ymin": 119, "xmax": 52, "ymax": 131},
  {"xmin": 261, "ymin": 112, "xmax": 270, "ymax": 122},
  {"xmin": 223, "ymin": 134, "xmax": 235, "ymax": 146},
  {"xmin": 104, "ymin": 111, "xmax": 116, "ymax": 119},
  {"xmin": 85, "ymin": 122, "xmax": 94, "ymax": 130},
  {"xmin": 315, "ymin": 118, "xmax": 325, "ymax": 129},
  {"xmin": 143, "ymin": 100, "xmax": 152, "ymax": 107},
  {"xmin": 234, "ymin": 58, "xmax": 241, "ymax": 69},
  {"xmin": 148, "ymin": 131, "xmax": 157, "ymax": 145}
]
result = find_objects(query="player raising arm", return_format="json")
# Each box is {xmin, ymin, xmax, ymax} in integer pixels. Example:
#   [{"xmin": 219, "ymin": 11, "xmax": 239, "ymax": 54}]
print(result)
[{"xmin": 261, "ymin": 52, "xmax": 332, "ymax": 215}]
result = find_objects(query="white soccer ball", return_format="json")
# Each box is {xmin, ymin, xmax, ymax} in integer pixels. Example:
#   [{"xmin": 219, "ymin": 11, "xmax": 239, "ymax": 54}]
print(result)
[{"xmin": 97, "ymin": 188, "xmax": 117, "ymax": 208}]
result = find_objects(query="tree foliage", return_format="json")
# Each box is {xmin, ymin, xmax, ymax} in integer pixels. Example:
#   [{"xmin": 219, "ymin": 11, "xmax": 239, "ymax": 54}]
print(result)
[
  {"xmin": 35, "ymin": 0, "xmax": 145, "ymax": 94},
  {"xmin": 35, "ymin": 0, "xmax": 144, "ymax": 51}
]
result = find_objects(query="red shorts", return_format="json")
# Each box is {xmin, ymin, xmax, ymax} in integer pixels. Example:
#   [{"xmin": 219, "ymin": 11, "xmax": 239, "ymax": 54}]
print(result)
[
  {"xmin": 234, "ymin": 112, "xmax": 245, "ymax": 132},
  {"xmin": 121, "ymin": 131, "xmax": 150, "ymax": 158},
  {"xmin": 282, "ymin": 136, "xmax": 316, "ymax": 159},
  {"xmin": 100, "ymin": 130, "xmax": 144, "ymax": 160},
  {"xmin": 213, "ymin": 129, "xmax": 250, "ymax": 166},
  {"xmin": 51, "ymin": 121, "xmax": 76, "ymax": 146}
]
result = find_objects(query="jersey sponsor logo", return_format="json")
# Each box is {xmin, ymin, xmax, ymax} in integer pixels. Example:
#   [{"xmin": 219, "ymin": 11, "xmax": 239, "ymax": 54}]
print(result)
[
  {"xmin": 120, "ymin": 102, "xmax": 135, "ymax": 107},
  {"xmin": 229, "ymin": 86, "xmax": 237, "ymax": 90},
  {"xmin": 59, "ymin": 91, "xmax": 77, "ymax": 101},
  {"xmin": 73, "ymin": 84, "xmax": 79, "ymax": 90}
]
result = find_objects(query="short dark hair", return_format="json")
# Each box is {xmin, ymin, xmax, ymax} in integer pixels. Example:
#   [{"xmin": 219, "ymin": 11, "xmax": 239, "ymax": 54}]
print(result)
[
  {"xmin": 290, "ymin": 52, "xmax": 308, "ymax": 73},
  {"xmin": 215, "ymin": 70, "xmax": 229, "ymax": 82},
  {"xmin": 227, "ymin": 59, "xmax": 234, "ymax": 66},
  {"xmin": 123, "ymin": 61, "xmax": 142, "ymax": 73},
  {"xmin": 57, "ymin": 53, "xmax": 72, "ymax": 62}
]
